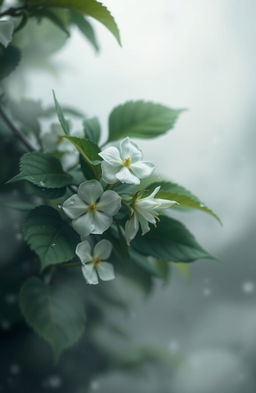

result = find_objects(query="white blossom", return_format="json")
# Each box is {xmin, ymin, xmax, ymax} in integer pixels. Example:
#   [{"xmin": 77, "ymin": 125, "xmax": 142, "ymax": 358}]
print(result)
[
  {"xmin": 76, "ymin": 239, "xmax": 114, "ymax": 284},
  {"xmin": 99, "ymin": 137, "xmax": 154, "ymax": 185},
  {"xmin": 63, "ymin": 180, "xmax": 121, "ymax": 237},
  {"xmin": 0, "ymin": 19, "xmax": 15, "ymax": 48},
  {"xmin": 125, "ymin": 186, "xmax": 177, "ymax": 243}
]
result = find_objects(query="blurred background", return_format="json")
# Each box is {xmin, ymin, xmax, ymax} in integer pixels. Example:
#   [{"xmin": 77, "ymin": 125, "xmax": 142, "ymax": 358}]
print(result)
[{"xmin": 1, "ymin": 0, "xmax": 256, "ymax": 392}]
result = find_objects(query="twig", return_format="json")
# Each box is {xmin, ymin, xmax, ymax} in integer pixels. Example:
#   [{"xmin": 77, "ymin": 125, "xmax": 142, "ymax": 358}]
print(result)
[{"xmin": 0, "ymin": 106, "xmax": 35, "ymax": 151}]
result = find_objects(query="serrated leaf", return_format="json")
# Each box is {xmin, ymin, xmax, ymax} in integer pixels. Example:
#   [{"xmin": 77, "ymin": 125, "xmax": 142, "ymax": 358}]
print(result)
[
  {"xmin": 19, "ymin": 277, "xmax": 86, "ymax": 360},
  {"xmin": 24, "ymin": 206, "xmax": 80, "ymax": 268},
  {"xmin": 52, "ymin": 90, "xmax": 70, "ymax": 135},
  {"xmin": 71, "ymin": 11, "xmax": 99, "ymax": 52},
  {"xmin": 148, "ymin": 181, "xmax": 221, "ymax": 224},
  {"xmin": 133, "ymin": 215, "xmax": 214, "ymax": 263},
  {"xmin": 108, "ymin": 101, "xmax": 185, "ymax": 141},
  {"xmin": 83, "ymin": 116, "xmax": 101, "ymax": 143},
  {"xmin": 63, "ymin": 136, "xmax": 101, "ymax": 179},
  {"xmin": 28, "ymin": 0, "xmax": 121, "ymax": 45},
  {"xmin": 9, "ymin": 152, "xmax": 73, "ymax": 188},
  {"xmin": 0, "ymin": 45, "xmax": 21, "ymax": 80}
]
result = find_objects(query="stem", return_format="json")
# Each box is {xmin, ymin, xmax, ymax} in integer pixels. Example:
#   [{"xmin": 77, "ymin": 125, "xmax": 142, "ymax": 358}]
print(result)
[
  {"xmin": 59, "ymin": 261, "xmax": 81, "ymax": 268},
  {"xmin": 0, "ymin": 106, "xmax": 35, "ymax": 151},
  {"xmin": 0, "ymin": 6, "xmax": 27, "ymax": 18}
]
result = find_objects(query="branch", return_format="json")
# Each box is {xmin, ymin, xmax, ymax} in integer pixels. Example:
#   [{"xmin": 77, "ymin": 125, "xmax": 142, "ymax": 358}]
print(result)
[{"xmin": 0, "ymin": 105, "xmax": 35, "ymax": 151}]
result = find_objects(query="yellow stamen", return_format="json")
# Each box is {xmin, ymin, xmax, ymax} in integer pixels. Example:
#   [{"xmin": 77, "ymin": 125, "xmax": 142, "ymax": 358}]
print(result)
[
  {"xmin": 122, "ymin": 156, "xmax": 132, "ymax": 168},
  {"xmin": 91, "ymin": 256, "xmax": 101, "ymax": 265},
  {"xmin": 88, "ymin": 203, "xmax": 97, "ymax": 213}
]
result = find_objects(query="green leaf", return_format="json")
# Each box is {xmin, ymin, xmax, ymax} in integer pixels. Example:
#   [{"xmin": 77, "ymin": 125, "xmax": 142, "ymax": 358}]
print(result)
[
  {"xmin": 19, "ymin": 277, "xmax": 86, "ymax": 360},
  {"xmin": 83, "ymin": 116, "xmax": 101, "ymax": 144},
  {"xmin": 5, "ymin": 201, "xmax": 36, "ymax": 211},
  {"xmin": 0, "ymin": 45, "xmax": 21, "ymax": 80},
  {"xmin": 108, "ymin": 101, "xmax": 185, "ymax": 141},
  {"xmin": 71, "ymin": 11, "xmax": 99, "ymax": 52},
  {"xmin": 148, "ymin": 181, "xmax": 221, "ymax": 224},
  {"xmin": 52, "ymin": 90, "xmax": 70, "ymax": 135},
  {"xmin": 35, "ymin": 8, "xmax": 70, "ymax": 36},
  {"xmin": 63, "ymin": 136, "xmax": 101, "ymax": 179},
  {"xmin": 24, "ymin": 206, "xmax": 80, "ymax": 268},
  {"xmin": 9, "ymin": 152, "xmax": 73, "ymax": 188},
  {"xmin": 29, "ymin": 0, "xmax": 121, "ymax": 45},
  {"xmin": 133, "ymin": 215, "xmax": 214, "ymax": 263}
]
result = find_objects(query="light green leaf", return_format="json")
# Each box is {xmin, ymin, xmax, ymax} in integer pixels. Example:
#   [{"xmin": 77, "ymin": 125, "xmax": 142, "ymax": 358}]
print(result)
[
  {"xmin": 148, "ymin": 181, "xmax": 221, "ymax": 224},
  {"xmin": 52, "ymin": 90, "xmax": 70, "ymax": 135},
  {"xmin": 83, "ymin": 116, "xmax": 101, "ymax": 143},
  {"xmin": 29, "ymin": 0, "xmax": 121, "ymax": 45},
  {"xmin": 63, "ymin": 136, "xmax": 101, "ymax": 179},
  {"xmin": 71, "ymin": 11, "xmax": 99, "ymax": 52},
  {"xmin": 9, "ymin": 152, "xmax": 72, "ymax": 188},
  {"xmin": 0, "ymin": 45, "xmax": 21, "ymax": 80},
  {"xmin": 133, "ymin": 215, "xmax": 214, "ymax": 263},
  {"xmin": 108, "ymin": 101, "xmax": 184, "ymax": 141},
  {"xmin": 19, "ymin": 277, "xmax": 86, "ymax": 360},
  {"xmin": 24, "ymin": 206, "xmax": 80, "ymax": 268}
]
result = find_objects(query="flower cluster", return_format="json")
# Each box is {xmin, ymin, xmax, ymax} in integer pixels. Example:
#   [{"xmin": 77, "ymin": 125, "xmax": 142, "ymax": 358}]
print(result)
[{"xmin": 62, "ymin": 137, "xmax": 177, "ymax": 284}]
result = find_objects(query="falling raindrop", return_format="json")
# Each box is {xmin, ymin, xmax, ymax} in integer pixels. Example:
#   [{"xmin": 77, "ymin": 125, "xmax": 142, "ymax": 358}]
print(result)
[
  {"xmin": 203, "ymin": 287, "xmax": 211, "ymax": 297},
  {"xmin": 168, "ymin": 340, "xmax": 179, "ymax": 353},
  {"xmin": 46, "ymin": 375, "xmax": 62, "ymax": 389},
  {"xmin": 5, "ymin": 294, "xmax": 16, "ymax": 305},
  {"xmin": 241, "ymin": 281, "xmax": 254, "ymax": 295},
  {"xmin": 9, "ymin": 364, "xmax": 20, "ymax": 375},
  {"xmin": 1, "ymin": 320, "xmax": 10, "ymax": 330},
  {"xmin": 15, "ymin": 233, "xmax": 22, "ymax": 241},
  {"xmin": 90, "ymin": 380, "xmax": 100, "ymax": 391}
]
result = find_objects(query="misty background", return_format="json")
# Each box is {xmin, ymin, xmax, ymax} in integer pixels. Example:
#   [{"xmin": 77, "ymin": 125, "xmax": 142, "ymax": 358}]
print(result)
[{"xmin": 6, "ymin": 0, "xmax": 256, "ymax": 391}]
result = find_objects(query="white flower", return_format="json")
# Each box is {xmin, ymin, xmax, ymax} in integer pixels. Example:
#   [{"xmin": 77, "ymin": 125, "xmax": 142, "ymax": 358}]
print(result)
[
  {"xmin": 99, "ymin": 137, "xmax": 155, "ymax": 185},
  {"xmin": 125, "ymin": 186, "xmax": 177, "ymax": 243},
  {"xmin": 76, "ymin": 239, "xmax": 114, "ymax": 285},
  {"xmin": 0, "ymin": 19, "xmax": 15, "ymax": 48},
  {"xmin": 63, "ymin": 180, "xmax": 121, "ymax": 237}
]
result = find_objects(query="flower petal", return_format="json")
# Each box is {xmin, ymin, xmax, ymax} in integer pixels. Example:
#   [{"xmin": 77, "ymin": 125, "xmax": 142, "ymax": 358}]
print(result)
[
  {"xmin": 97, "ymin": 190, "xmax": 121, "ymax": 216},
  {"xmin": 99, "ymin": 146, "xmax": 121, "ymax": 164},
  {"xmin": 101, "ymin": 161, "xmax": 120, "ymax": 184},
  {"xmin": 91, "ymin": 211, "xmax": 113, "ymax": 234},
  {"xmin": 94, "ymin": 239, "xmax": 112, "ymax": 260},
  {"xmin": 81, "ymin": 264, "xmax": 98, "ymax": 285},
  {"xmin": 125, "ymin": 214, "xmax": 139, "ymax": 243},
  {"xmin": 138, "ymin": 214, "xmax": 151, "ymax": 235},
  {"xmin": 96, "ymin": 262, "xmax": 115, "ymax": 281},
  {"xmin": 62, "ymin": 195, "xmax": 87, "ymax": 219},
  {"xmin": 72, "ymin": 212, "xmax": 94, "ymax": 236},
  {"xmin": 116, "ymin": 167, "xmax": 140, "ymax": 185},
  {"xmin": 76, "ymin": 240, "xmax": 92, "ymax": 263},
  {"xmin": 119, "ymin": 138, "xmax": 143, "ymax": 162},
  {"xmin": 155, "ymin": 198, "xmax": 177, "ymax": 210},
  {"xmin": 78, "ymin": 180, "xmax": 103, "ymax": 204},
  {"xmin": 130, "ymin": 161, "xmax": 155, "ymax": 179}
]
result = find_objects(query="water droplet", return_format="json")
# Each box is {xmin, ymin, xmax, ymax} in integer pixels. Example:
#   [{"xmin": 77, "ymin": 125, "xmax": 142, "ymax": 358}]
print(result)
[
  {"xmin": 69, "ymin": 201, "xmax": 74, "ymax": 205},
  {"xmin": 5, "ymin": 294, "xmax": 16, "ymax": 305},
  {"xmin": 90, "ymin": 380, "xmax": 100, "ymax": 391},
  {"xmin": 57, "ymin": 204, "xmax": 62, "ymax": 209},
  {"xmin": 51, "ymin": 243, "xmax": 56, "ymax": 248},
  {"xmin": 9, "ymin": 364, "xmax": 20, "ymax": 375},
  {"xmin": 203, "ymin": 287, "xmax": 211, "ymax": 297},
  {"xmin": 39, "ymin": 181, "xmax": 45, "ymax": 187},
  {"xmin": 199, "ymin": 203, "xmax": 205, "ymax": 207},
  {"xmin": 241, "ymin": 281, "xmax": 254, "ymax": 294},
  {"xmin": 1, "ymin": 320, "xmax": 10, "ymax": 330}
]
